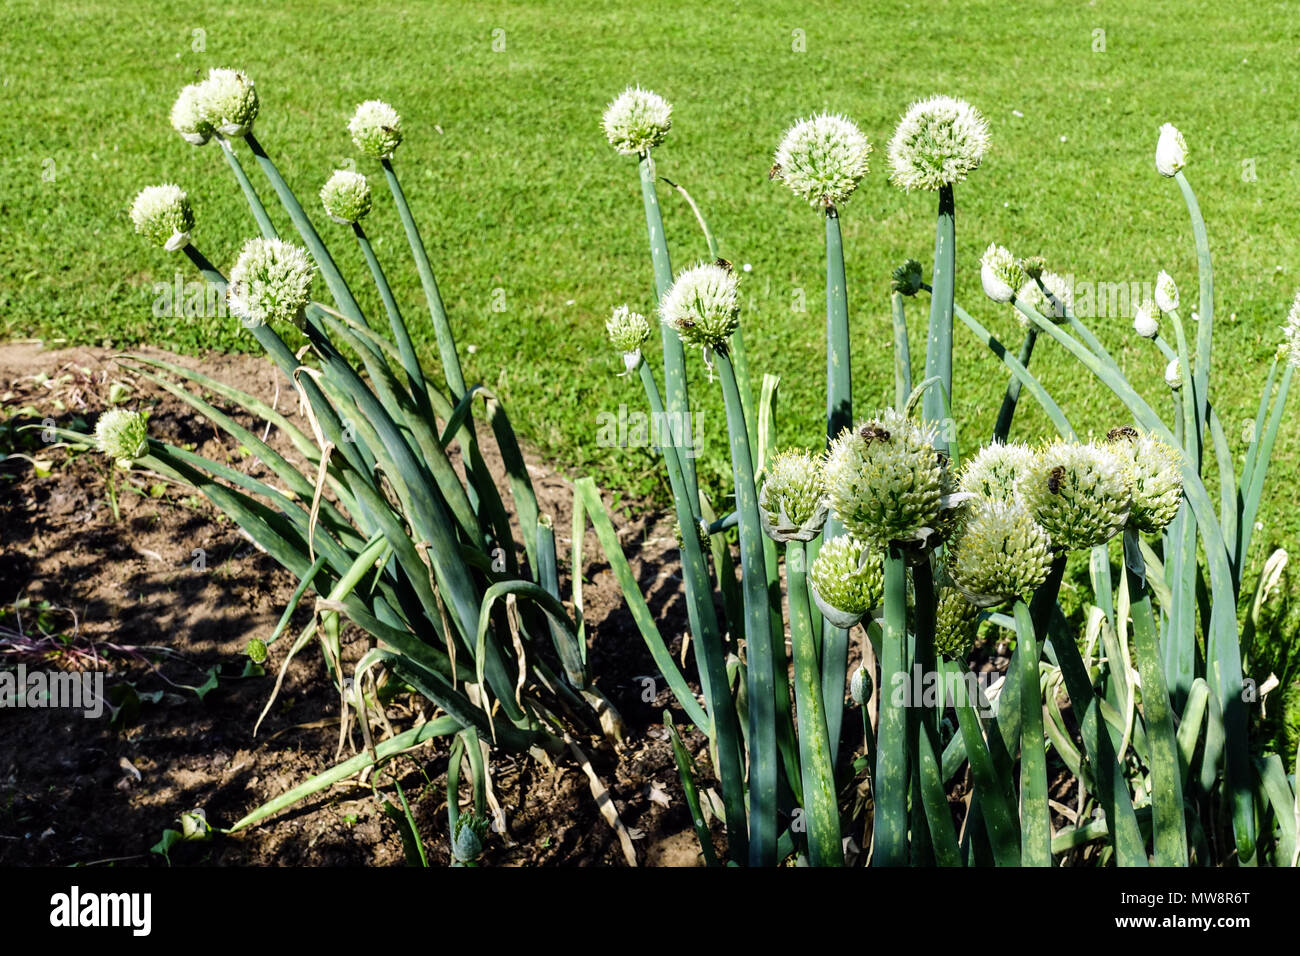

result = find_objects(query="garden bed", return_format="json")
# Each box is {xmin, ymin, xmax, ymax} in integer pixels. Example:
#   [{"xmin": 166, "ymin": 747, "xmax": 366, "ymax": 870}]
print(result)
[{"xmin": 0, "ymin": 342, "xmax": 710, "ymax": 866}]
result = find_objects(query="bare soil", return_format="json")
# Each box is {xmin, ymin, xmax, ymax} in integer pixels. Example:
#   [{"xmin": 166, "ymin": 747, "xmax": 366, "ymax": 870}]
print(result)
[{"xmin": 0, "ymin": 342, "xmax": 715, "ymax": 867}]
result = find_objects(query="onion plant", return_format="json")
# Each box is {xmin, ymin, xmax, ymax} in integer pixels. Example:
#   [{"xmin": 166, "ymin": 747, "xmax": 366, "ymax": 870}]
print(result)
[
  {"xmin": 68, "ymin": 69, "xmax": 635, "ymax": 857},
  {"xmin": 596, "ymin": 92, "xmax": 1299, "ymax": 867}
]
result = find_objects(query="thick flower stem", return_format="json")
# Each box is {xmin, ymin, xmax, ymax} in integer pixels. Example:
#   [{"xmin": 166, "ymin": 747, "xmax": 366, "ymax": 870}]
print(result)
[
  {"xmin": 714, "ymin": 346, "xmax": 777, "ymax": 866},
  {"xmin": 874, "ymin": 546, "xmax": 909, "ymax": 866},
  {"xmin": 1011, "ymin": 296, "xmax": 1253, "ymax": 860},
  {"xmin": 637, "ymin": 359, "xmax": 748, "ymax": 860},
  {"xmin": 380, "ymin": 158, "xmax": 466, "ymax": 399},
  {"xmin": 243, "ymin": 133, "xmax": 368, "ymax": 329},
  {"xmin": 1013, "ymin": 599, "xmax": 1051, "ymax": 866},
  {"xmin": 217, "ymin": 136, "xmax": 278, "ymax": 240},
  {"xmin": 1040, "ymin": 556, "xmax": 1148, "ymax": 866},
  {"xmin": 786, "ymin": 540, "xmax": 843, "ymax": 866},
  {"xmin": 1175, "ymin": 170, "xmax": 1213, "ymax": 455},
  {"xmin": 922, "ymin": 185, "xmax": 956, "ymax": 448},
  {"xmin": 1124, "ymin": 528, "xmax": 1189, "ymax": 866},
  {"xmin": 352, "ymin": 223, "xmax": 432, "ymax": 425},
  {"xmin": 891, "ymin": 291, "xmax": 913, "ymax": 410},
  {"xmin": 640, "ymin": 151, "xmax": 698, "ymax": 509},
  {"xmin": 825, "ymin": 207, "xmax": 852, "ymax": 439},
  {"xmin": 821, "ymin": 208, "xmax": 853, "ymax": 760},
  {"xmin": 992, "ymin": 329, "xmax": 1036, "ymax": 443}
]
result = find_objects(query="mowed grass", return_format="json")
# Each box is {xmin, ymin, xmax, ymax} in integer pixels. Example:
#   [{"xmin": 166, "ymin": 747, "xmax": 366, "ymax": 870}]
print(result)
[{"xmin": 4, "ymin": 0, "xmax": 1300, "ymax": 556}]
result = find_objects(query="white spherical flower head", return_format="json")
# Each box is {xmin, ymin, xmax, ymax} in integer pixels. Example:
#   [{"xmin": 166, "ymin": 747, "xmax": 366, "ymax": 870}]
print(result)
[
  {"xmin": 979, "ymin": 244, "xmax": 1026, "ymax": 303},
  {"xmin": 759, "ymin": 449, "xmax": 828, "ymax": 542},
  {"xmin": 1155, "ymin": 123, "xmax": 1187, "ymax": 177},
  {"xmin": 887, "ymin": 95, "xmax": 990, "ymax": 192},
  {"xmin": 772, "ymin": 113, "xmax": 873, "ymax": 208},
  {"xmin": 807, "ymin": 534, "xmax": 884, "ymax": 629},
  {"xmin": 170, "ymin": 84, "xmax": 213, "ymax": 146},
  {"xmin": 228, "ymin": 238, "xmax": 315, "ymax": 329},
  {"xmin": 823, "ymin": 408, "xmax": 951, "ymax": 547},
  {"xmin": 660, "ymin": 262, "xmax": 740, "ymax": 349},
  {"xmin": 320, "ymin": 170, "xmax": 372, "ymax": 224},
  {"xmin": 1016, "ymin": 440, "xmax": 1133, "ymax": 551},
  {"xmin": 350, "ymin": 100, "xmax": 403, "ymax": 159},
  {"xmin": 1165, "ymin": 357, "xmax": 1182, "ymax": 389},
  {"xmin": 196, "ymin": 68, "xmax": 259, "ymax": 138},
  {"xmin": 1106, "ymin": 427, "xmax": 1184, "ymax": 534},
  {"xmin": 959, "ymin": 441, "xmax": 1036, "ymax": 502},
  {"xmin": 130, "ymin": 184, "xmax": 194, "ymax": 251},
  {"xmin": 1155, "ymin": 270, "xmax": 1179, "ymax": 313},
  {"xmin": 95, "ymin": 408, "xmax": 149, "ymax": 469},
  {"xmin": 1016, "ymin": 272, "xmax": 1072, "ymax": 326},
  {"xmin": 1283, "ymin": 290, "xmax": 1300, "ymax": 368},
  {"xmin": 606, "ymin": 304, "xmax": 651, "ymax": 369},
  {"xmin": 1133, "ymin": 300, "xmax": 1160, "ymax": 338},
  {"xmin": 947, "ymin": 499, "xmax": 1053, "ymax": 606},
  {"xmin": 602, "ymin": 86, "xmax": 672, "ymax": 156}
]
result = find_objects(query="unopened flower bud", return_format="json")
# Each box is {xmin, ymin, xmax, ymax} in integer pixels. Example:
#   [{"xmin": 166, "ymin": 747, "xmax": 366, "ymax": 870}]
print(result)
[
  {"xmin": 891, "ymin": 259, "xmax": 924, "ymax": 296},
  {"xmin": 1155, "ymin": 123, "xmax": 1187, "ymax": 177},
  {"xmin": 1155, "ymin": 270, "xmax": 1179, "ymax": 313},
  {"xmin": 1165, "ymin": 357, "xmax": 1182, "ymax": 389},
  {"xmin": 980, "ymin": 244, "xmax": 1025, "ymax": 303},
  {"xmin": 1133, "ymin": 300, "xmax": 1160, "ymax": 338}
]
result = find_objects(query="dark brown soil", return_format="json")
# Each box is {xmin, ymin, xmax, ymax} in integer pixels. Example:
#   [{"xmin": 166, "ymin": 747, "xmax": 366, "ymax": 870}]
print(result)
[{"xmin": 0, "ymin": 343, "xmax": 714, "ymax": 867}]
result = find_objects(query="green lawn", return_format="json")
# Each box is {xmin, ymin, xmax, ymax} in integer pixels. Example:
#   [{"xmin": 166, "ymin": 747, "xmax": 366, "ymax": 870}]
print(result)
[{"xmin": 4, "ymin": 0, "xmax": 1299, "ymax": 555}]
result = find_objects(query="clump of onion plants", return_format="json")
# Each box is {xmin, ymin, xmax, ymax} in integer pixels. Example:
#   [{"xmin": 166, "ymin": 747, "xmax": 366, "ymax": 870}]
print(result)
[
  {"xmin": 590, "ymin": 88, "xmax": 1298, "ymax": 871},
  {"xmin": 74, "ymin": 71, "xmax": 634, "ymax": 858}
]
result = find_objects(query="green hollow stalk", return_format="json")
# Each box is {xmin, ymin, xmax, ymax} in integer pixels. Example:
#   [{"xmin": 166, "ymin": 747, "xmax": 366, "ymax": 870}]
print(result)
[
  {"xmin": 713, "ymin": 345, "xmax": 777, "ymax": 866},
  {"xmin": 380, "ymin": 158, "xmax": 466, "ymax": 399},
  {"xmin": 785, "ymin": 540, "xmax": 842, "ymax": 866},
  {"xmin": 665, "ymin": 174, "xmax": 759, "ymax": 455},
  {"xmin": 824, "ymin": 207, "xmax": 852, "ymax": 439},
  {"xmin": 637, "ymin": 359, "xmax": 748, "ymax": 859},
  {"xmin": 639, "ymin": 150, "xmax": 697, "ymax": 506},
  {"xmin": 952, "ymin": 300, "xmax": 1075, "ymax": 440},
  {"xmin": 1175, "ymin": 171, "xmax": 1214, "ymax": 443},
  {"xmin": 217, "ymin": 136, "xmax": 279, "ymax": 240},
  {"xmin": 1124, "ymin": 528, "xmax": 1188, "ymax": 865},
  {"xmin": 1013, "ymin": 599, "xmax": 1051, "ymax": 866},
  {"xmin": 891, "ymin": 291, "xmax": 913, "ymax": 411},
  {"xmin": 922, "ymin": 185, "xmax": 956, "ymax": 448},
  {"xmin": 1011, "ymin": 296, "xmax": 1254, "ymax": 858},
  {"xmin": 821, "ymin": 206, "xmax": 853, "ymax": 767},
  {"xmin": 992, "ymin": 329, "xmax": 1037, "ymax": 443},
  {"xmin": 351, "ymin": 222, "xmax": 433, "ymax": 425},
  {"xmin": 874, "ymin": 547, "xmax": 909, "ymax": 866},
  {"xmin": 1167, "ymin": 311, "xmax": 1200, "ymax": 705},
  {"xmin": 242, "ymin": 133, "xmax": 369, "ymax": 329}
]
